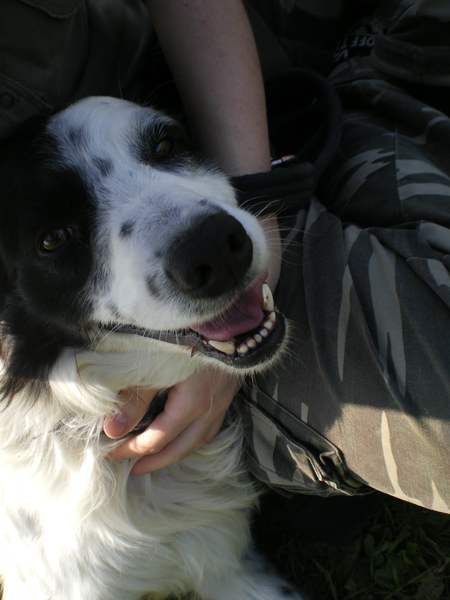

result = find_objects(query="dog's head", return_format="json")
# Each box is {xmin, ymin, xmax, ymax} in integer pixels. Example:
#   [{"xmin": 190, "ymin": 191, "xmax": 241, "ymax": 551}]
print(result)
[{"xmin": 0, "ymin": 97, "xmax": 286, "ymax": 398}]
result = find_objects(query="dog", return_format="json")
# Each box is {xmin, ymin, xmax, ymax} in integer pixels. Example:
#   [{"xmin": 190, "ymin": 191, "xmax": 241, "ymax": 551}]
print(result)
[{"xmin": 0, "ymin": 97, "xmax": 302, "ymax": 600}]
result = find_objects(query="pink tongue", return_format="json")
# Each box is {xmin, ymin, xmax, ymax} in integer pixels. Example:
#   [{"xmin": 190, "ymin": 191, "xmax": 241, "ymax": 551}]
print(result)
[{"xmin": 190, "ymin": 275, "xmax": 266, "ymax": 342}]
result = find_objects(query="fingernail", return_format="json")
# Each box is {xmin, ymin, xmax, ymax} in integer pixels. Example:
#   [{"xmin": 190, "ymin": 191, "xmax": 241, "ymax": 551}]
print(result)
[{"xmin": 104, "ymin": 414, "xmax": 128, "ymax": 439}]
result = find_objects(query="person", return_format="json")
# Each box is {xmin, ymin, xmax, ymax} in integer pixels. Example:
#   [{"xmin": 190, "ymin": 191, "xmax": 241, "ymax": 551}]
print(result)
[
  {"xmin": 2, "ymin": 0, "xmax": 450, "ymax": 539},
  {"xmin": 237, "ymin": 0, "xmax": 450, "ymax": 529}
]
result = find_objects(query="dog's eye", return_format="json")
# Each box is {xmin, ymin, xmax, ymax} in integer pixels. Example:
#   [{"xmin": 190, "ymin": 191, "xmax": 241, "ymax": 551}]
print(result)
[
  {"xmin": 40, "ymin": 228, "xmax": 72, "ymax": 252},
  {"xmin": 153, "ymin": 139, "xmax": 173, "ymax": 159}
]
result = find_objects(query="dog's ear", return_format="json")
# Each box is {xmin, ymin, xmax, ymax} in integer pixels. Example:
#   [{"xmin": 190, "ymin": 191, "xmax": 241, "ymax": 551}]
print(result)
[
  {"xmin": 0, "ymin": 257, "xmax": 11, "ymax": 314},
  {"xmin": 0, "ymin": 116, "xmax": 50, "ymax": 313},
  {"xmin": 0, "ymin": 142, "xmax": 20, "ymax": 315}
]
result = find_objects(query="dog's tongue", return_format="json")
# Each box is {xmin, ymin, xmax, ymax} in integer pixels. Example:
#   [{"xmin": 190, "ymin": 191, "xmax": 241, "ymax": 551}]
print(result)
[{"xmin": 191, "ymin": 275, "xmax": 267, "ymax": 342}]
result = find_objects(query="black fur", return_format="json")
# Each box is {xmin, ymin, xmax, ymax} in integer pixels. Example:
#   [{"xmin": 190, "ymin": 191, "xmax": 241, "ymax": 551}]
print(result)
[{"xmin": 0, "ymin": 121, "xmax": 96, "ymax": 399}]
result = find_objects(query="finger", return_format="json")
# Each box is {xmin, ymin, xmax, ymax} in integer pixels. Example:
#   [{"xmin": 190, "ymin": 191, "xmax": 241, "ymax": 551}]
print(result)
[
  {"xmin": 107, "ymin": 394, "xmax": 198, "ymax": 461},
  {"xmin": 199, "ymin": 412, "xmax": 227, "ymax": 446},
  {"xmin": 103, "ymin": 387, "xmax": 157, "ymax": 439},
  {"xmin": 130, "ymin": 412, "xmax": 226, "ymax": 475}
]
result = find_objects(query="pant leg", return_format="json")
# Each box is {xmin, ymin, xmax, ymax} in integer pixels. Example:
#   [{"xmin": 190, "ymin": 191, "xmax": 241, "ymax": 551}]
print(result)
[{"xmin": 240, "ymin": 44, "xmax": 450, "ymax": 513}]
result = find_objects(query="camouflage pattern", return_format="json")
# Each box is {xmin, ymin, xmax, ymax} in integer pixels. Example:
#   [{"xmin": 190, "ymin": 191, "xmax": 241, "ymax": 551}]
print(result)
[{"xmin": 239, "ymin": 0, "xmax": 450, "ymax": 512}]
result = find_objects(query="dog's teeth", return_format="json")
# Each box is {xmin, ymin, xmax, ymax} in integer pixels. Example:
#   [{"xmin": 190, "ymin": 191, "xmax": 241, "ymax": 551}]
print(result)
[
  {"xmin": 263, "ymin": 318, "xmax": 274, "ymax": 331},
  {"xmin": 262, "ymin": 283, "xmax": 274, "ymax": 312},
  {"xmin": 237, "ymin": 343, "xmax": 249, "ymax": 354},
  {"xmin": 208, "ymin": 339, "xmax": 236, "ymax": 355},
  {"xmin": 207, "ymin": 306, "xmax": 277, "ymax": 358}
]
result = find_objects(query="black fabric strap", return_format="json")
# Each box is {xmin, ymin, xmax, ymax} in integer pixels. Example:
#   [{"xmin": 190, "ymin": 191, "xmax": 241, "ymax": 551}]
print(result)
[
  {"xmin": 231, "ymin": 68, "xmax": 342, "ymax": 216},
  {"xmin": 231, "ymin": 161, "xmax": 315, "ymax": 217}
]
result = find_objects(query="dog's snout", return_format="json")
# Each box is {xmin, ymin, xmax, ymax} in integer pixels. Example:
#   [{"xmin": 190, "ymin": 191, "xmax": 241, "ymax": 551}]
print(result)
[{"xmin": 165, "ymin": 212, "xmax": 253, "ymax": 298}]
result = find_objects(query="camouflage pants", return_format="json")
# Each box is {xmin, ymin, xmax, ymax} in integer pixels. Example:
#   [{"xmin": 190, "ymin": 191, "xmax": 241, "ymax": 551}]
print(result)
[{"xmin": 240, "ymin": 0, "xmax": 450, "ymax": 513}]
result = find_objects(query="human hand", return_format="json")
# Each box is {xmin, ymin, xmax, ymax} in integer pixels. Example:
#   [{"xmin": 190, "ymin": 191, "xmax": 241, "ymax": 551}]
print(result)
[{"xmin": 104, "ymin": 367, "xmax": 241, "ymax": 475}]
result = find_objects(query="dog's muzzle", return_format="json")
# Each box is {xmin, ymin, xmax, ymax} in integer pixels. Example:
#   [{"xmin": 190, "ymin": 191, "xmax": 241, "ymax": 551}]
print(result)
[{"xmin": 110, "ymin": 280, "xmax": 286, "ymax": 370}]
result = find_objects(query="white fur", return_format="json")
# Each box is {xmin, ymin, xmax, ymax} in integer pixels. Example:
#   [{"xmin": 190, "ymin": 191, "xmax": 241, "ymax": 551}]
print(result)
[
  {"xmin": 0, "ymin": 98, "xmax": 303, "ymax": 600},
  {"xmin": 48, "ymin": 97, "xmax": 269, "ymax": 332},
  {"xmin": 0, "ymin": 345, "xmax": 303, "ymax": 600}
]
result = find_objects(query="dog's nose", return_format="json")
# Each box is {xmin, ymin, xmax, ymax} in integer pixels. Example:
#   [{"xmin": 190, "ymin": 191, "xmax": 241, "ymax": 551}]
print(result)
[{"xmin": 165, "ymin": 211, "xmax": 253, "ymax": 298}]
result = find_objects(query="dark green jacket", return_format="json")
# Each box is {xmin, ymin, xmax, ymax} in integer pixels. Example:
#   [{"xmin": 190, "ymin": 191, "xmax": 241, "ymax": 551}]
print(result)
[{"xmin": 0, "ymin": 0, "xmax": 153, "ymax": 138}]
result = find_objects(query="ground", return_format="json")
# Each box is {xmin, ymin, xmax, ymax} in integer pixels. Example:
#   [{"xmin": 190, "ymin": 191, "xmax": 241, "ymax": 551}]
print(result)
[{"xmin": 255, "ymin": 495, "xmax": 450, "ymax": 600}]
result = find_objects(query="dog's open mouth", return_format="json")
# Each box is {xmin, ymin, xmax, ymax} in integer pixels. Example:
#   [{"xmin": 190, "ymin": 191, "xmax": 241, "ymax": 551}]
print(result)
[{"xmin": 111, "ymin": 277, "xmax": 286, "ymax": 369}]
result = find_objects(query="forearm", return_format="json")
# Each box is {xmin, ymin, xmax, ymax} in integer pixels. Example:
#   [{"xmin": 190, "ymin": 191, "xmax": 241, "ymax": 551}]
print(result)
[{"xmin": 146, "ymin": 0, "xmax": 271, "ymax": 176}]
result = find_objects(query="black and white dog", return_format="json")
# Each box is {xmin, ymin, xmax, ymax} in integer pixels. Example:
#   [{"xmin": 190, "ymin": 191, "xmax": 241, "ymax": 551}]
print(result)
[{"xmin": 0, "ymin": 97, "xmax": 300, "ymax": 600}]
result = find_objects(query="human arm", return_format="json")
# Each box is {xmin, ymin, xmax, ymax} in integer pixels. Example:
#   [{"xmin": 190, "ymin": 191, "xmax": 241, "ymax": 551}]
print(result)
[{"xmin": 144, "ymin": 0, "xmax": 271, "ymax": 176}]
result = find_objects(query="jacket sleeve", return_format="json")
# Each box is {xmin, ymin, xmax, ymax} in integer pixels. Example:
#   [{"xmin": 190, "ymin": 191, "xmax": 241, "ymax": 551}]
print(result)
[{"xmin": 0, "ymin": 0, "xmax": 152, "ymax": 139}]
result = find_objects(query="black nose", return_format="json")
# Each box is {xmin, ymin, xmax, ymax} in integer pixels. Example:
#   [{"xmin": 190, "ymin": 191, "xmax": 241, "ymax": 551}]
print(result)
[{"xmin": 165, "ymin": 211, "xmax": 253, "ymax": 298}]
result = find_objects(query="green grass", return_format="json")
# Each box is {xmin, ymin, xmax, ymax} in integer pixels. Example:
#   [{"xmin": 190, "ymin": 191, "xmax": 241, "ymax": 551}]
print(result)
[{"xmin": 259, "ymin": 496, "xmax": 450, "ymax": 600}]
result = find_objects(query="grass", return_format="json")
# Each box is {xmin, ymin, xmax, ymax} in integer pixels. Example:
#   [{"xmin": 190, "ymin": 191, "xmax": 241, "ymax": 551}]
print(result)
[{"xmin": 257, "ymin": 496, "xmax": 450, "ymax": 600}]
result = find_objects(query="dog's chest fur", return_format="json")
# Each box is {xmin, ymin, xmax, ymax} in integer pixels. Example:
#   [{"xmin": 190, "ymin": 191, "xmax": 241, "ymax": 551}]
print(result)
[{"xmin": 0, "ymin": 368, "xmax": 254, "ymax": 600}]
